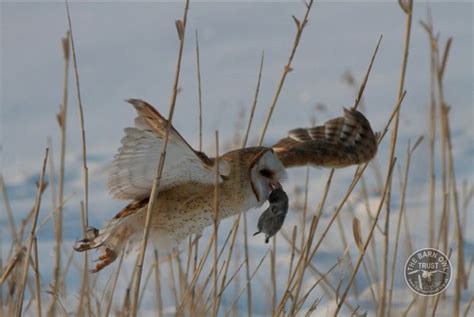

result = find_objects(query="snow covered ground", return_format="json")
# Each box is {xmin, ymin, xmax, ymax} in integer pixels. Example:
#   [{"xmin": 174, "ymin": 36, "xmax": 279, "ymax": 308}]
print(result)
[{"xmin": 1, "ymin": 1, "xmax": 473, "ymax": 316}]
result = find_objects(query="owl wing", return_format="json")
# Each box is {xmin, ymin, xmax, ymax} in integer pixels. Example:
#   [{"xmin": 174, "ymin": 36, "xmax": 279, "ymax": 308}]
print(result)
[
  {"xmin": 272, "ymin": 108, "xmax": 378, "ymax": 169},
  {"xmin": 107, "ymin": 99, "xmax": 230, "ymax": 200}
]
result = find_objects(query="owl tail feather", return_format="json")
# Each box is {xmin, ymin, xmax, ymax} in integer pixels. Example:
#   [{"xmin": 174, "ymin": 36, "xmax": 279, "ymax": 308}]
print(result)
[{"xmin": 74, "ymin": 200, "xmax": 148, "ymax": 272}]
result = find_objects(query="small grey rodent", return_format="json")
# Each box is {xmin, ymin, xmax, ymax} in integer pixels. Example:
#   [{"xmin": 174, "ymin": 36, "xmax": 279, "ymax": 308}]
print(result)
[{"xmin": 253, "ymin": 187, "xmax": 289, "ymax": 243}]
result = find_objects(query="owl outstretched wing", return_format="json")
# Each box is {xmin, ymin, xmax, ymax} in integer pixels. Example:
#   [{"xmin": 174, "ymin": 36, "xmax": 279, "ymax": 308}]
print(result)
[
  {"xmin": 272, "ymin": 108, "xmax": 378, "ymax": 169},
  {"xmin": 107, "ymin": 99, "xmax": 230, "ymax": 200}
]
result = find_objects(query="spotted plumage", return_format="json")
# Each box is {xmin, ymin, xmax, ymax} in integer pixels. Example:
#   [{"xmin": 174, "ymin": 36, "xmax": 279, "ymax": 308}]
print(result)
[{"xmin": 74, "ymin": 99, "xmax": 378, "ymax": 272}]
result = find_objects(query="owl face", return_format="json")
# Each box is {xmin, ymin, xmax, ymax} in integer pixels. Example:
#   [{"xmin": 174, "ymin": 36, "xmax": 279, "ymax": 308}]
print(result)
[{"xmin": 249, "ymin": 150, "xmax": 287, "ymax": 203}]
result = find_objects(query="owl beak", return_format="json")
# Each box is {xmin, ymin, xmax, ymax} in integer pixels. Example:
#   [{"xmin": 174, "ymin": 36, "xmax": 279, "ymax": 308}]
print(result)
[{"xmin": 270, "ymin": 180, "xmax": 281, "ymax": 189}]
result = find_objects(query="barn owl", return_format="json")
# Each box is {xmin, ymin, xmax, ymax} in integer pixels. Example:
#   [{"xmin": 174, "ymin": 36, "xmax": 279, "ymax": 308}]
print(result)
[{"xmin": 74, "ymin": 99, "xmax": 378, "ymax": 272}]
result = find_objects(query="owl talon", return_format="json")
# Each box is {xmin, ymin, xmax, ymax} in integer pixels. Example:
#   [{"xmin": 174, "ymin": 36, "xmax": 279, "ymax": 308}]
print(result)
[
  {"xmin": 90, "ymin": 248, "xmax": 117, "ymax": 273},
  {"xmin": 73, "ymin": 238, "xmax": 92, "ymax": 252},
  {"xmin": 253, "ymin": 231, "xmax": 261, "ymax": 236}
]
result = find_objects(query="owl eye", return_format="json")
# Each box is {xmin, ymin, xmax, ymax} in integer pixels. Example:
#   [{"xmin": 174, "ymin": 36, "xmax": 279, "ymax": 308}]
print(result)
[{"xmin": 259, "ymin": 168, "xmax": 273, "ymax": 178}]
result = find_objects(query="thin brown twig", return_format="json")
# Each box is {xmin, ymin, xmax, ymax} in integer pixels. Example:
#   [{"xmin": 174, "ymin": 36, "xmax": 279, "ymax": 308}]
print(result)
[
  {"xmin": 380, "ymin": 2, "xmax": 412, "ymax": 315},
  {"xmin": 334, "ymin": 158, "xmax": 397, "ymax": 316},
  {"xmin": 15, "ymin": 148, "xmax": 49, "ymax": 317},
  {"xmin": 195, "ymin": 29, "xmax": 203, "ymax": 152},
  {"xmin": 242, "ymin": 51, "xmax": 264, "ymax": 148},
  {"xmin": 239, "ymin": 49, "xmax": 266, "ymax": 317},
  {"xmin": 211, "ymin": 130, "xmax": 220, "ymax": 317},
  {"xmin": 353, "ymin": 34, "xmax": 383, "ymax": 111},
  {"xmin": 52, "ymin": 31, "xmax": 70, "ymax": 316},
  {"xmin": 0, "ymin": 175, "xmax": 19, "ymax": 246},
  {"xmin": 129, "ymin": 1, "xmax": 190, "ymax": 315},
  {"xmin": 32, "ymin": 238, "xmax": 42, "ymax": 317},
  {"xmin": 258, "ymin": 0, "xmax": 314, "ymax": 145}
]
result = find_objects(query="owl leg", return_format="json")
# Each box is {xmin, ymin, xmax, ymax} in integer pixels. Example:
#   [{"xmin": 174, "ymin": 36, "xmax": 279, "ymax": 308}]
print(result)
[{"xmin": 73, "ymin": 226, "xmax": 101, "ymax": 251}]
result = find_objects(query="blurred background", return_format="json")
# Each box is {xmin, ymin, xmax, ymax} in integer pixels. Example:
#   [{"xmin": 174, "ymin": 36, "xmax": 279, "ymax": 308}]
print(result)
[{"xmin": 1, "ymin": 1, "xmax": 473, "ymax": 316}]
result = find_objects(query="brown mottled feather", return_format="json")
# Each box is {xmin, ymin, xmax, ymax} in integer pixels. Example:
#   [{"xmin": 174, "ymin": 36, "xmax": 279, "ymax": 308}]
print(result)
[{"xmin": 273, "ymin": 108, "xmax": 377, "ymax": 168}]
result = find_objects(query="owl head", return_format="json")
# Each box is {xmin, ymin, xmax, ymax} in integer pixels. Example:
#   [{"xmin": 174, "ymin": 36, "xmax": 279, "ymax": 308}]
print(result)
[{"xmin": 248, "ymin": 149, "xmax": 287, "ymax": 203}]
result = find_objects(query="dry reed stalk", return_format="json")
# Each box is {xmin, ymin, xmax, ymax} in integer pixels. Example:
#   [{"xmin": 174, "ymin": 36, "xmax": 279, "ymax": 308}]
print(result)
[
  {"xmin": 242, "ymin": 51, "xmax": 264, "ymax": 148},
  {"xmin": 257, "ymin": 0, "xmax": 314, "ymax": 146},
  {"xmin": 214, "ymin": 205, "xmax": 241, "ymax": 314},
  {"xmin": 185, "ymin": 28, "xmax": 204, "ymax": 310},
  {"xmin": 422, "ymin": 8, "xmax": 438, "ymax": 248},
  {"xmin": 463, "ymin": 294, "xmax": 474, "ymax": 317},
  {"xmin": 281, "ymin": 181, "xmax": 326, "ymax": 301},
  {"xmin": 104, "ymin": 246, "xmax": 126, "ymax": 317},
  {"xmin": 419, "ymin": 11, "xmax": 437, "ymax": 314},
  {"xmin": 336, "ymin": 214, "xmax": 359, "ymax": 299},
  {"xmin": 46, "ymin": 137, "xmax": 57, "ymax": 218},
  {"xmin": 424, "ymin": 17, "xmax": 465, "ymax": 314},
  {"xmin": 129, "ymin": 1, "xmax": 190, "ymax": 315},
  {"xmin": 204, "ymin": 260, "xmax": 227, "ymax": 308},
  {"xmin": 179, "ymin": 218, "xmax": 239, "ymax": 315},
  {"xmin": 387, "ymin": 138, "xmax": 422, "ymax": 317},
  {"xmin": 0, "ymin": 175, "xmax": 19, "ymax": 247},
  {"xmin": 435, "ymin": 50, "xmax": 465, "ymax": 317},
  {"xmin": 380, "ymin": 2, "xmax": 413, "ymax": 315},
  {"xmin": 77, "ymin": 202, "xmax": 92, "ymax": 317},
  {"xmin": 241, "ymin": 53, "xmax": 266, "ymax": 317},
  {"xmin": 49, "ymin": 31, "xmax": 70, "ymax": 317},
  {"xmin": 32, "ymin": 238, "xmax": 42, "ymax": 317},
  {"xmin": 295, "ymin": 257, "xmax": 341, "ymax": 311},
  {"xmin": 279, "ymin": 228, "xmax": 356, "ymax": 312},
  {"xmin": 334, "ymin": 158, "xmax": 396, "ymax": 316},
  {"xmin": 34, "ymin": 193, "xmax": 75, "ymax": 235},
  {"xmin": 153, "ymin": 250, "xmax": 164, "ymax": 317},
  {"xmin": 402, "ymin": 294, "xmax": 418, "ymax": 317},
  {"xmin": 208, "ymin": 260, "xmax": 246, "ymax": 313},
  {"xmin": 195, "ymin": 29, "xmax": 203, "ymax": 152},
  {"xmin": 46, "ymin": 287, "xmax": 70, "ymax": 317},
  {"xmin": 359, "ymin": 179, "xmax": 381, "ymax": 292},
  {"xmin": 211, "ymin": 131, "xmax": 220, "ymax": 317},
  {"xmin": 279, "ymin": 54, "xmax": 386, "ymax": 308},
  {"xmin": 223, "ymin": 249, "xmax": 270, "ymax": 317},
  {"xmin": 347, "ymin": 202, "xmax": 378, "ymax": 305},
  {"xmin": 0, "ymin": 247, "xmax": 25, "ymax": 286},
  {"xmin": 431, "ymin": 249, "xmax": 453, "ymax": 317},
  {"xmin": 15, "ymin": 148, "xmax": 48, "ymax": 317},
  {"xmin": 301, "ymin": 168, "xmax": 310, "ymax": 249},
  {"xmin": 271, "ymin": 238, "xmax": 277, "ymax": 315},
  {"xmin": 279, "ymin": 38, "xmax": 384, "ymax": 310},
  {"xmin": 443, "ymin": 94, "xmax": 465, "ymax": 317},
  {"xmin": 176, "ymin": 235, "xmax": 216, "ymax": 315},
  {"xmin": 167, "ymin": 255, "xmax": 180, "ymax": 308},
  {"xmin": 175, "ymin": 253, "xmax": 187, "ymax": 304},
  {"xmin": 64, "ymin": 3, "xmax": 92, "ymax": 316},
  {"xmin": 137, "ymin": 263, "xmax": 156, "ymax": 308},
  {"xmin": 352, "ymin": 35, "xmax": 383, "ymax": 111},
  {"xmin": 285, "ymin": 90, "xmax": 405, "ymax": 315},
  {"xmin": 276, "ymin": 170, "xmax": 332, "ymax": 314},
  {"xmin": 65, "ymin": 0, "xmax": 88, "ymax": 220},
  {"xmin": 287, "ymin": 226, "xmax": 298, "ymax": 285}
]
